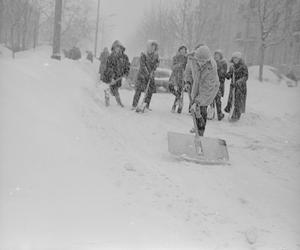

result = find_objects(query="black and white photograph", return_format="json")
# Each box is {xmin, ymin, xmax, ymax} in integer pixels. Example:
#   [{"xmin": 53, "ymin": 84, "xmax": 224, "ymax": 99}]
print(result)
[{"xmin": 0, "ymin": 0, "xmax": 300, "ymax": 249}]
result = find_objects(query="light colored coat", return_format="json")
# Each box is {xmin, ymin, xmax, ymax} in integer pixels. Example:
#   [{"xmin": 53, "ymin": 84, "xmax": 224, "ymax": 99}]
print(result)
[{"xmin": 184, "ymin": 46, "xmax": 220, "ymax": 106}]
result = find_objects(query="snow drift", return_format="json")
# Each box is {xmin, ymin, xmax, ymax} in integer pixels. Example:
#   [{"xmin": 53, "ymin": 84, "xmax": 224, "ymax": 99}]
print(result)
[{"xmin": 0, "ymin": 46, "xmax": 300, "ymax": 250}]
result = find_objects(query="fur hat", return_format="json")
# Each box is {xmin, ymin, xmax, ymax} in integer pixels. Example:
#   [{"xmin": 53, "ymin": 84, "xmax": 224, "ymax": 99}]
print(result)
[
  {"xmin": 111, "ymin": 40, "xmax": 125, "ymax": 51},
  {"xmin": 146, "ymin": 40, "xmax": 159, "ymax": 52},
  {"xmin": 231, "ymin": 51, "xmax": 242, "ymax": 60},
  {"xmin": 214, "ymin": 50, "xmax": 224, "ymax": 59},
  {"xmin": 194, "ymin": 45, "xmax": 212, "ymax": 62}
]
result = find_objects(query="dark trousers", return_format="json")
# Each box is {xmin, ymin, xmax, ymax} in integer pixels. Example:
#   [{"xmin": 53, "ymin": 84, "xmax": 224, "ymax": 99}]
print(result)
[
  {"xmin": 224, "ymin": 85, "xmax": 246, "ymax": 120},
  {"xmin": 132, "ymin": 88, "xmax": 153, "ymax": 108},
  {"xmin": 194, "ymin": 105, "xmax": 208, "ymax": 136},
  {"xmin": 169, "ymin": 84, "xmax": 183, "ymax": 98},
  {"xmin": 214, "ymin": 90, "xmax": 223, "ymax": 119}
]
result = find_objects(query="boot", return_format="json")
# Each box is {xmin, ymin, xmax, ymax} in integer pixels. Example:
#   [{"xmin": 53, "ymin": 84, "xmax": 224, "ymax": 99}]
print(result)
[
  {"xmin": 224, "ymin": 106, "xmax": 230, "ymax": 113},
  {"xmin": 218, "ymin": 113, "xmax": 225, "ymax": 121}
]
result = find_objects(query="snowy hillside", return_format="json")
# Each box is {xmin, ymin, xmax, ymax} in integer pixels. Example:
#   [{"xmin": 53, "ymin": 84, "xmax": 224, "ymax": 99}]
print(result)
[{"xmin": 0, "ymin": 46, "xmax": 300, "ymax": 250}]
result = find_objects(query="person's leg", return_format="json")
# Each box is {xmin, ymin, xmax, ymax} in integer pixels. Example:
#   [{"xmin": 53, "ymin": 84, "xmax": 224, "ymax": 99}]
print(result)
[
  {"xmin": 194, "ymin": 105, "xmax": 207, "ymax": 136},
  {"xmin": 109, "ymin": 85, "xmax": 117, "ymax": 96},
  {"xmin": 215, "ymin": 90, "xmax": 224, "ymax": 120},
  {"xmin": 177, "ymin": 85, "xmax": 183, "ymax": 113},
  {"xmin": 169, "ymin": 83, "xmax": 177, "ymax": 96},
  {"xmin": 231, "ymin": 89, "xmax": 242, "ymax": 120},
  {"xmin": 145, "ymin": 80, "xmax": 155, "ymax": 109},
  {"xmin": 145, "ymin": 91, "xmax": 153, "ymax": 109},
  {"xmin": 132, "ymin": 87, "xmax": 142, "ymax": 108},
  {"xmin": 169, "ymin": 84, "xmax": 178, "ymax": 112},
  {"xmin": 112, "ymin": 86, "xmax": 124, "ymax": 107}
]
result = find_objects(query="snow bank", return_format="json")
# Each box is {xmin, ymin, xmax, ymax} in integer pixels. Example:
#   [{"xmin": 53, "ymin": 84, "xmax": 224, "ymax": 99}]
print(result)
[
  {"xmin": 0, "ymin": 44, "xmax": 13, "ymax": 58},
  {"xmin": 249, "ymin": 65, "xmax": 297, "ymax": 87}
]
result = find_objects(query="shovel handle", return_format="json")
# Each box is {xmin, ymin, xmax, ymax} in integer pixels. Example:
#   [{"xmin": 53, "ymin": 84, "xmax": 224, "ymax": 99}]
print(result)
[{"xmin": 191, "ymin": 110, "xmax": 200, "ymax": 138}]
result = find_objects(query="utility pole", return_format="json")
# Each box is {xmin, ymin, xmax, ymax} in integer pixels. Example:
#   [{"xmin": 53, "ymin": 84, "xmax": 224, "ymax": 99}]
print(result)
[
  {"xmin": 51, "ymin": 0, "xmax": 62, "ymax": 60},
  {"xmin": 94, "ymin": 0, "xmax": 101, "ymax": 57}
]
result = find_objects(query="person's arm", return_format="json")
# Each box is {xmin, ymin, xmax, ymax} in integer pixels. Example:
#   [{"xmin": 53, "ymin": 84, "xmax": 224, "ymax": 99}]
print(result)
[
  {"xmin": 190, "ymin": 60, "xmax": 199, "ymax": 102},
  {"xmin": 153, "ymin": 54, "xmax": 160, "ymax": 72}
]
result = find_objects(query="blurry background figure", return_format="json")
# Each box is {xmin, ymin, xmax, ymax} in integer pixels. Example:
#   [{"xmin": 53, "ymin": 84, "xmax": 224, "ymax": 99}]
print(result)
[
  {"xmin": 86, "ymin": 50, "xmax": 93, "ymax": 63},
  {"xmin": 63, "ymin": 46, "xmax": 81, "ymax": 60}
]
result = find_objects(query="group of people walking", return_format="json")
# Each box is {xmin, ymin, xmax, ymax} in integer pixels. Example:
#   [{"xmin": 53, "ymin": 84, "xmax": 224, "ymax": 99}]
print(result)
[{"xmin": 98, "ymin": 39, "xmax": 248, "ymax": 136}]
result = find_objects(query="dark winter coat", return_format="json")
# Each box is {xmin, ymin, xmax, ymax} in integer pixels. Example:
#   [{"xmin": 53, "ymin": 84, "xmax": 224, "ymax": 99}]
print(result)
[
  {"xmin": 102, "ymin": 50, "xmax": 130, "ymax": 87},
  {"xmin": 99, "ymin": 49, "xmax": 110, "ymax": 76},
  {"xmin": 135, "ymin": 51, "xmax": 160, "ymax": 93},
  {"xmin": 225, "ymin": 58, "xmax": 248, "ymax": 118},
  {"xmin": 215, "ymin": 52, "xmax": 227, "ymax": 97},
  {"xmin": 169, "ymin": 53, "xmax": 187, "ymax": 88}
]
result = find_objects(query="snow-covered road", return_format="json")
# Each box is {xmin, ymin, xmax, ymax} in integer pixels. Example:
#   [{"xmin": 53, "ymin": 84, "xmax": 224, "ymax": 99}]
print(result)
[{"xmin": 0, "ymin": 47, "xmax": 299, "ymax": 249}]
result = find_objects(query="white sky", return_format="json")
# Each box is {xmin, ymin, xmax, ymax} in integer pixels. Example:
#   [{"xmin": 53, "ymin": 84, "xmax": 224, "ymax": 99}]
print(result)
[
  {"xmin": 98, "ymin": 0, "xmax": 156, "ymax": 46},
  {"xmin": 90, "ymin": 0, "xmax": 162, "ymax": 57}
]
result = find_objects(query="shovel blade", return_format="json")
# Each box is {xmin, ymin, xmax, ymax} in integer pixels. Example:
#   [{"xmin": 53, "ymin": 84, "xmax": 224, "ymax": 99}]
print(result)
[{"xmin": 167, "ymin": 132, "xmax": 229, "ymax": 164}]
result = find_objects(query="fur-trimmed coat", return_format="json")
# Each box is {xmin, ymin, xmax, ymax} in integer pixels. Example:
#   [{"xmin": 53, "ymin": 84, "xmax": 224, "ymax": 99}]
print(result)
[{"xmin": 185, "ymin": 47, "xmax": 219, "ymax": 106}]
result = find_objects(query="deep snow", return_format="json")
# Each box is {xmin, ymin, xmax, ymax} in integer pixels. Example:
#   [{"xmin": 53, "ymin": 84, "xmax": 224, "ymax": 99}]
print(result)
[{"xmin": 0, "ymin": 46, "xmax": 300, "ymax": 250}]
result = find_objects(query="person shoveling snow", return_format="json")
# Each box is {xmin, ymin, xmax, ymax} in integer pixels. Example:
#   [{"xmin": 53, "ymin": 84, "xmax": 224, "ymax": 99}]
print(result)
[{"xmin": 168, "ymin": 45, "xmax": 229, "ymax": 164}]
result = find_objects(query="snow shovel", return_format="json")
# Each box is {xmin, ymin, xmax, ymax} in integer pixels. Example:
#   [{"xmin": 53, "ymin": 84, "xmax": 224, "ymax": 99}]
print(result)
[
  {"xmin": 136, "ymin": 73, "xmax": 153, "ymax": 113},
  {"xmin": 167, "ymin": 111, "xmax": 229, "ymax": 164}
]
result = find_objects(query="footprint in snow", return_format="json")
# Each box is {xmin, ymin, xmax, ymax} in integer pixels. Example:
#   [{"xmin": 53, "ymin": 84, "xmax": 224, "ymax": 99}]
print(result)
[{"xmin": 124, "ymin": 162, "xmax": 136, "ymax": 172}]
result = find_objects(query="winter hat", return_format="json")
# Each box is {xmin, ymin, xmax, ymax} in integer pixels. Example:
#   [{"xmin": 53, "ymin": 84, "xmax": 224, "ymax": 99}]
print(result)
[
  {"xmin": 214, "ymin": 50, "xmax": 224, "ymax": 59},
  {"xmin": 178, "ymin": 45, "xmax": 187, "ymax": 52},
  {"xmin": 146, "ymin": 40, "xmax": 159, "ymax": 53},
  {"xmin": 194, "ymin": 45, "xmax": 212, "ymax": 62},
  {"xmin": 231, "ymin": 51, "xmax": 242, "ymax": 60},
  {"xmin": 111, "ymin": 40, "xmax": 125, "ymax": 51}
]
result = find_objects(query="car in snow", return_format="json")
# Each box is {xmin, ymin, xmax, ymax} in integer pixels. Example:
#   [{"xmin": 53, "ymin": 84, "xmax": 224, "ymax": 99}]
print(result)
[{"xmin": 124, "ymin": 56, "xmax": 171, "ymax": 92}]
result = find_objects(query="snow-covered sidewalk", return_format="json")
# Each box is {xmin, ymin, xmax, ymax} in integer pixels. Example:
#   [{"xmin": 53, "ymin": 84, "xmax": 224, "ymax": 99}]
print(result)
[{"xmin": 0, "ymin": 47, "xmax": 299, "ymax": 249}]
